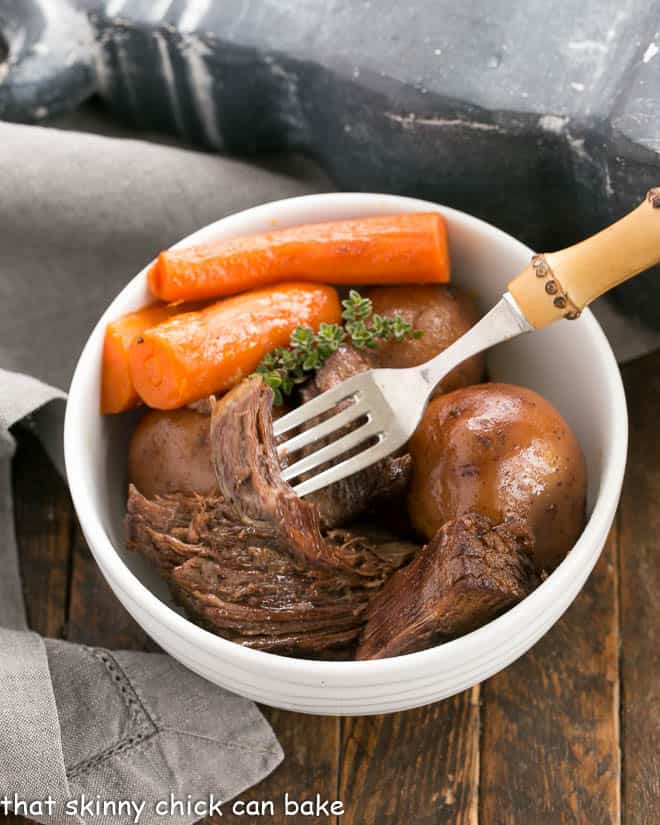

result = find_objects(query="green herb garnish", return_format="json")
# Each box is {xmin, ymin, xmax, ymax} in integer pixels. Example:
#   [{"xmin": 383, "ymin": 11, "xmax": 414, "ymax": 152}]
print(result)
[{"xmin": 254, "ymin": 289, "xmax": 422, "ymax": 403}]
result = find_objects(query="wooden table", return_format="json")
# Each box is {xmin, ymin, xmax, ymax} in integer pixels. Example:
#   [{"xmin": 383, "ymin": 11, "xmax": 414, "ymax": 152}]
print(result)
[{"xmin": 7, "ymin": 350, "xmax": 660, "ymax": 825}]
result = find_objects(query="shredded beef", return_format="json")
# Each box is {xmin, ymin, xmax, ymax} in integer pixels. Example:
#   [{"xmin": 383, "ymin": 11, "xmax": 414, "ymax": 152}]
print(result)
[
  {"xmin": 209, "ymin": 377, "xmax": 404, "ymax": 576},
  {"xmin": 127, "ymin": 376, "xmax": 416, "ymax": 657}
]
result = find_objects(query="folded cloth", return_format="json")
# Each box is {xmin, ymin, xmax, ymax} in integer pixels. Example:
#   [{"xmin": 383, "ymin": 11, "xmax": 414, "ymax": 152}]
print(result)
[{"xmin": 0, "ymin": 120, "xmax": 330, "ymax": 824}]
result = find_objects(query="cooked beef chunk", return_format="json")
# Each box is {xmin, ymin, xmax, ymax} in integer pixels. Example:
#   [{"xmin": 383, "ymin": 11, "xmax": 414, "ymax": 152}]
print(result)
[
  {"xmin": 127, "ymin": 376, "xmax": 416, "ymax": 657},
  {"xmin": 210, "ymin": 376, "xmax": 401, "ymax": 576},
  {"xmin": 356, "ymin": 513, "xmax": 539, "ymax": 660},
  {"xmin": 305, "ymin": 343, "xmax": 375, "ymax": 388},
  {"xmin": 299, "ymin": 345, "xmax": 412, "ymax": 528}
]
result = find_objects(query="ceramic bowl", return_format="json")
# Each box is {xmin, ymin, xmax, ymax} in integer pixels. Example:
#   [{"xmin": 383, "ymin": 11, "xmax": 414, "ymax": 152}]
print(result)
[{"xmin": 64, "ymin": 193, "xmax": 627, "ymax": 715}]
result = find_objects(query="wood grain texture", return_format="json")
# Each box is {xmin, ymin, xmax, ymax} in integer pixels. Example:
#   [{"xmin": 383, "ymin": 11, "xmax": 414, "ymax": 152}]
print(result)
[
  {"xmin": 8, "ymin": 430, "xmax": 73, "ymax": 825},
  {"xmin": 619, "ymin": 352, "xmax": 660, "ymax": 825},
  {"xmin": 11, "ymin": 428, "xmax": 73, "ymax": 638},
  {"xmin": 479, "ymin": 528, "xmax": 620, "ymax": 825},
  {"xmin": 337, "ymin": 687, "xmax": 480, "ymax": 825},
  {"xmin": 215, "ymin": 711, "xmax": 340, "ymax": 824},
  {"xmin": 65, "ymin": 524, "xmax": 157, "ymax": 650}
]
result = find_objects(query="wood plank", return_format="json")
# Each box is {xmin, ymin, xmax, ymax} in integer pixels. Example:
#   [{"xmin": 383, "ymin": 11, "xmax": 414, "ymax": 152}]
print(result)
[
  {"xmin": 337, "ymin": 688, "xmax": 480, "ymax": 825},
  {"xmin": 65, "ymin": 524, "xmax": 157, "ymax": 650},
  {"xmin": 11, "ymin": 428, "xmax": 73, "ymax": 638},
  {"xmin": 8, "ymin": 430, "xmax": 74, "ymax": 825},
  {"xmin": 215, "ymin": 712, "xmax": 340, "ymax": 824},
  {"xmin": 619, "ymin": 351, "xmax": 660, "ymax": 825},
  {"xmin": 480, "ymin": 527, "xmax": 620, "ymax": 825}
]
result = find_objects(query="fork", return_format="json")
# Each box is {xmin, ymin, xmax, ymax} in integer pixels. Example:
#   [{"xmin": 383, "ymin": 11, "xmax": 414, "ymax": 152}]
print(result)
[{"xmin": 274, "ymin": 189, "xmax": 660, "ymax": 497}]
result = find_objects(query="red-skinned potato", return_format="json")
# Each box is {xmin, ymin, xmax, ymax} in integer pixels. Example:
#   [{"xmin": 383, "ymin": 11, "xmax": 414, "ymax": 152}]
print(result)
[
  {"xmin": 128, "ymin": 401, "xmax": 290, "ymax": 499},
  {"xmin": 365, "ymin": 285, "xmax": 484, "ymax": 393},
  {"xmin": 128, "ymin": 408, "xmax": 217, "ymax": 499},
  {"xmin": 408, "ymin": 383, "xmax": 587, "ymax": 571}
]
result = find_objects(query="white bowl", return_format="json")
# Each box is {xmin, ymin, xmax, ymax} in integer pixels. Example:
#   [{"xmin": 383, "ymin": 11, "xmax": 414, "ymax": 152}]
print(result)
[{"xmin": 64, "ymin": 193, "xmax": 627, "ymax": 716}]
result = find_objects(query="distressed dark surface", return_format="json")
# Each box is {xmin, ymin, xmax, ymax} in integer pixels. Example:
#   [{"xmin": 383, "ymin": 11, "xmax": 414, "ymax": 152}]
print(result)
[
  {"xmin": 4, "ymin": 350, "xmax": 659, "ymax": 824},
  {"xmin": 0, "ymin": 0, "xmax": 96, "ymax": 121},
  {"xmin": 619, "ymin": 351, "xmax": 660, "ymax": 825},
  {"xmin": 1, "ymin": 0, "xmax": 660, "ymax": 324}
]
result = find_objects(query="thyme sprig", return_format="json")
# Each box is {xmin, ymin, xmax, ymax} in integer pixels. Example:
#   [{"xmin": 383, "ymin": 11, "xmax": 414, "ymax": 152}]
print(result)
[{"xmin": 255, "ymin": 289, "xmax": 422, "ymax": 404}]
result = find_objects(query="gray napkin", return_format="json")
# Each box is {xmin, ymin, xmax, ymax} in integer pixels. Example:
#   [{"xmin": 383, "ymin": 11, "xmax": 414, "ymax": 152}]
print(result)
[{"xmin": 0, "ymin": 120, "xmax": 329, "ymax": 823}]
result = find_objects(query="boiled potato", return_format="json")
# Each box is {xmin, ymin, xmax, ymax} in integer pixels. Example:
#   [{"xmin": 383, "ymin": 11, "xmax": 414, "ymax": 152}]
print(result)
[
  {"xmin": 128, "ymin": 408, "xmax": 217, "ymax": 499},
  {"xmin": 408, "ymin": 383, "xmax": 587, "ymax": 571},
  {"xmin": 365, "ymin": 285, "xmax": 484, "ymax": 393}
]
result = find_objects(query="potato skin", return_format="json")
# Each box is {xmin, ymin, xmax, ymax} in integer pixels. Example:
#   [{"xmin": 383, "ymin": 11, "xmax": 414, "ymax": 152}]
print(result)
[
  {"xmin": 128, "ymin": 408, "xmax": 217, "ymax": 499},
  {"xmin": 365, "ymin": 285, "xmax": 484, "ymax": 393},
  {"xmin": 408, "ymin": 383, "xmax": 587, "ymax": 571}
]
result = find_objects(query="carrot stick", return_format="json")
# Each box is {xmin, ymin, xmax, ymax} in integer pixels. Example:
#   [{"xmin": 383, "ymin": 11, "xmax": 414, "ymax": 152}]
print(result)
[
  {"xmin": 148, "ymin": 213, "xmax": 450, "ymax": 302},
  {"xmin": 101, "ymin": 303, "xmax": 181, "ymax": 414},
  {"xmin": 129, "ymin": 282, "xmax": 341, "ymax": 410}
]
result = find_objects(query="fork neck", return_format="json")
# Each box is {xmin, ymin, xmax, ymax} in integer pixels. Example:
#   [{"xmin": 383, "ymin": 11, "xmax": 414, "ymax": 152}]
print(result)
[{"xmin": 418, "ymin": 294, "xmax": 532, "ymax": 394}]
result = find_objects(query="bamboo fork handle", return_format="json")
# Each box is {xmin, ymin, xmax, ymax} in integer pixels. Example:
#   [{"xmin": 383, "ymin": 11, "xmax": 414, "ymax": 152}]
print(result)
[{"xmin": 508, "ymin": 188, "xmax": 660, "ymax": 328}]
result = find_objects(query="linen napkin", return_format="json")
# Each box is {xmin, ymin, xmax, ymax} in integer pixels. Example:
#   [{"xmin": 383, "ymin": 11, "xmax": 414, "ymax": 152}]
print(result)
[{"xmin": 0, "ymin": 120, "xmax": 329, "ymax": 824}]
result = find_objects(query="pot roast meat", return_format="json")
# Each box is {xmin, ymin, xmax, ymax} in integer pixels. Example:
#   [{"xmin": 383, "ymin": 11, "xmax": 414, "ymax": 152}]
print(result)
[
  {"xmin": 209, "ymin": 376, "xmax": 404, "ymax": 576},
  {"xmin": 169, "ymin": 543, "xmax": 406, "ymax": 655},
  {"xmin": 325, "ymin": 526, "xmax": 416, "ymax": 571},
  {"xmin": 127, "ymin": 376, "xmax": 417, "ymax": 657},
  {"xmin": 239, "ymin": 627, "xmax": 364, "ymax": 655},
  {"xmin": 128, "ymin": 483, "xmax": 416, "ymax": 656},
  {"xmin": 356, "ymin": 513, "xmax": 539, "ymax": 660},
  {"xmin": 126, "ymin": 486, "xmax": 283, "ymax": 574},
  {"xmin": 171, "ymin": 556, "xmax": 371, "ymax": 636},
  {"xmin": 306, "ymin": 343, "xmax": 375, "ymax": 387},
  {"xmin": 299, "ymin": 345, "xmax": 412, "ymax": 528},
  {"xmin": 209, "ymin": 377, "xmax": 328, "ymax": 569}
]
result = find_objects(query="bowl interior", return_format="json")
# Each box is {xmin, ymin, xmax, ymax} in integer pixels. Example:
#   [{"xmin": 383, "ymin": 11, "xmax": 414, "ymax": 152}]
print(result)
[{"xmin": 65, "ymin": 193, "xmax": 624, "ymax": 661}]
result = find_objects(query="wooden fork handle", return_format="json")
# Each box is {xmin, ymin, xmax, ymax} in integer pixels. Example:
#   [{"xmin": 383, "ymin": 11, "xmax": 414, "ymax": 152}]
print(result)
[{"xmin": 508, "ymin": 188, "xmax": 660, "ymax": 328}]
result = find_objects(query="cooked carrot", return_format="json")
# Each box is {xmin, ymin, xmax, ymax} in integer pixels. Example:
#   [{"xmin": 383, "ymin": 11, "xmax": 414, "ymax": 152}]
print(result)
[
  {"xmin": 101, "ymin": 303, "xmax": 181, "ymax": 414},
  {"xmin": 148, "ymin": 213, "xmax": 450, "ymax": 302},
  {"xmin": 129, "ymin": 282, "xmax": 341, "ymax": 410}
]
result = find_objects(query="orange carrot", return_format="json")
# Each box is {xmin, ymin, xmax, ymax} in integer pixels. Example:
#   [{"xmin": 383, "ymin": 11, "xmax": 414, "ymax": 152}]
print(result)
[
  {"xmin": 148, "ymin": 213, "xmax": 450, "ymax": 302},
  {"xmin": 101, "ymin": 303, "xmax": 181, "ymax": 414},
  {"xmin": 129, "ymin": 282, "xmax": 341, "ymax": 410}
]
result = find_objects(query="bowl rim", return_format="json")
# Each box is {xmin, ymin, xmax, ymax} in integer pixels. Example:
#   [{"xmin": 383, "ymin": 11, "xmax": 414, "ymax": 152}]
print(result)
[{"xmin": 64, "ymin": 191, "xmax": 628, "ymax": 681}]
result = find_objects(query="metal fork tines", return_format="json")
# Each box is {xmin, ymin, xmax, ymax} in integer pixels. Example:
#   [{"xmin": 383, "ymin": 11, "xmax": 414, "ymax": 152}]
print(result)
[
  {"xmin": 272, "ymin": 295, "xmax": 534, "ymax": 498},
  {"xmin": 273, "ymin": 373, "xmax": 395, "ymax": 497}
]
